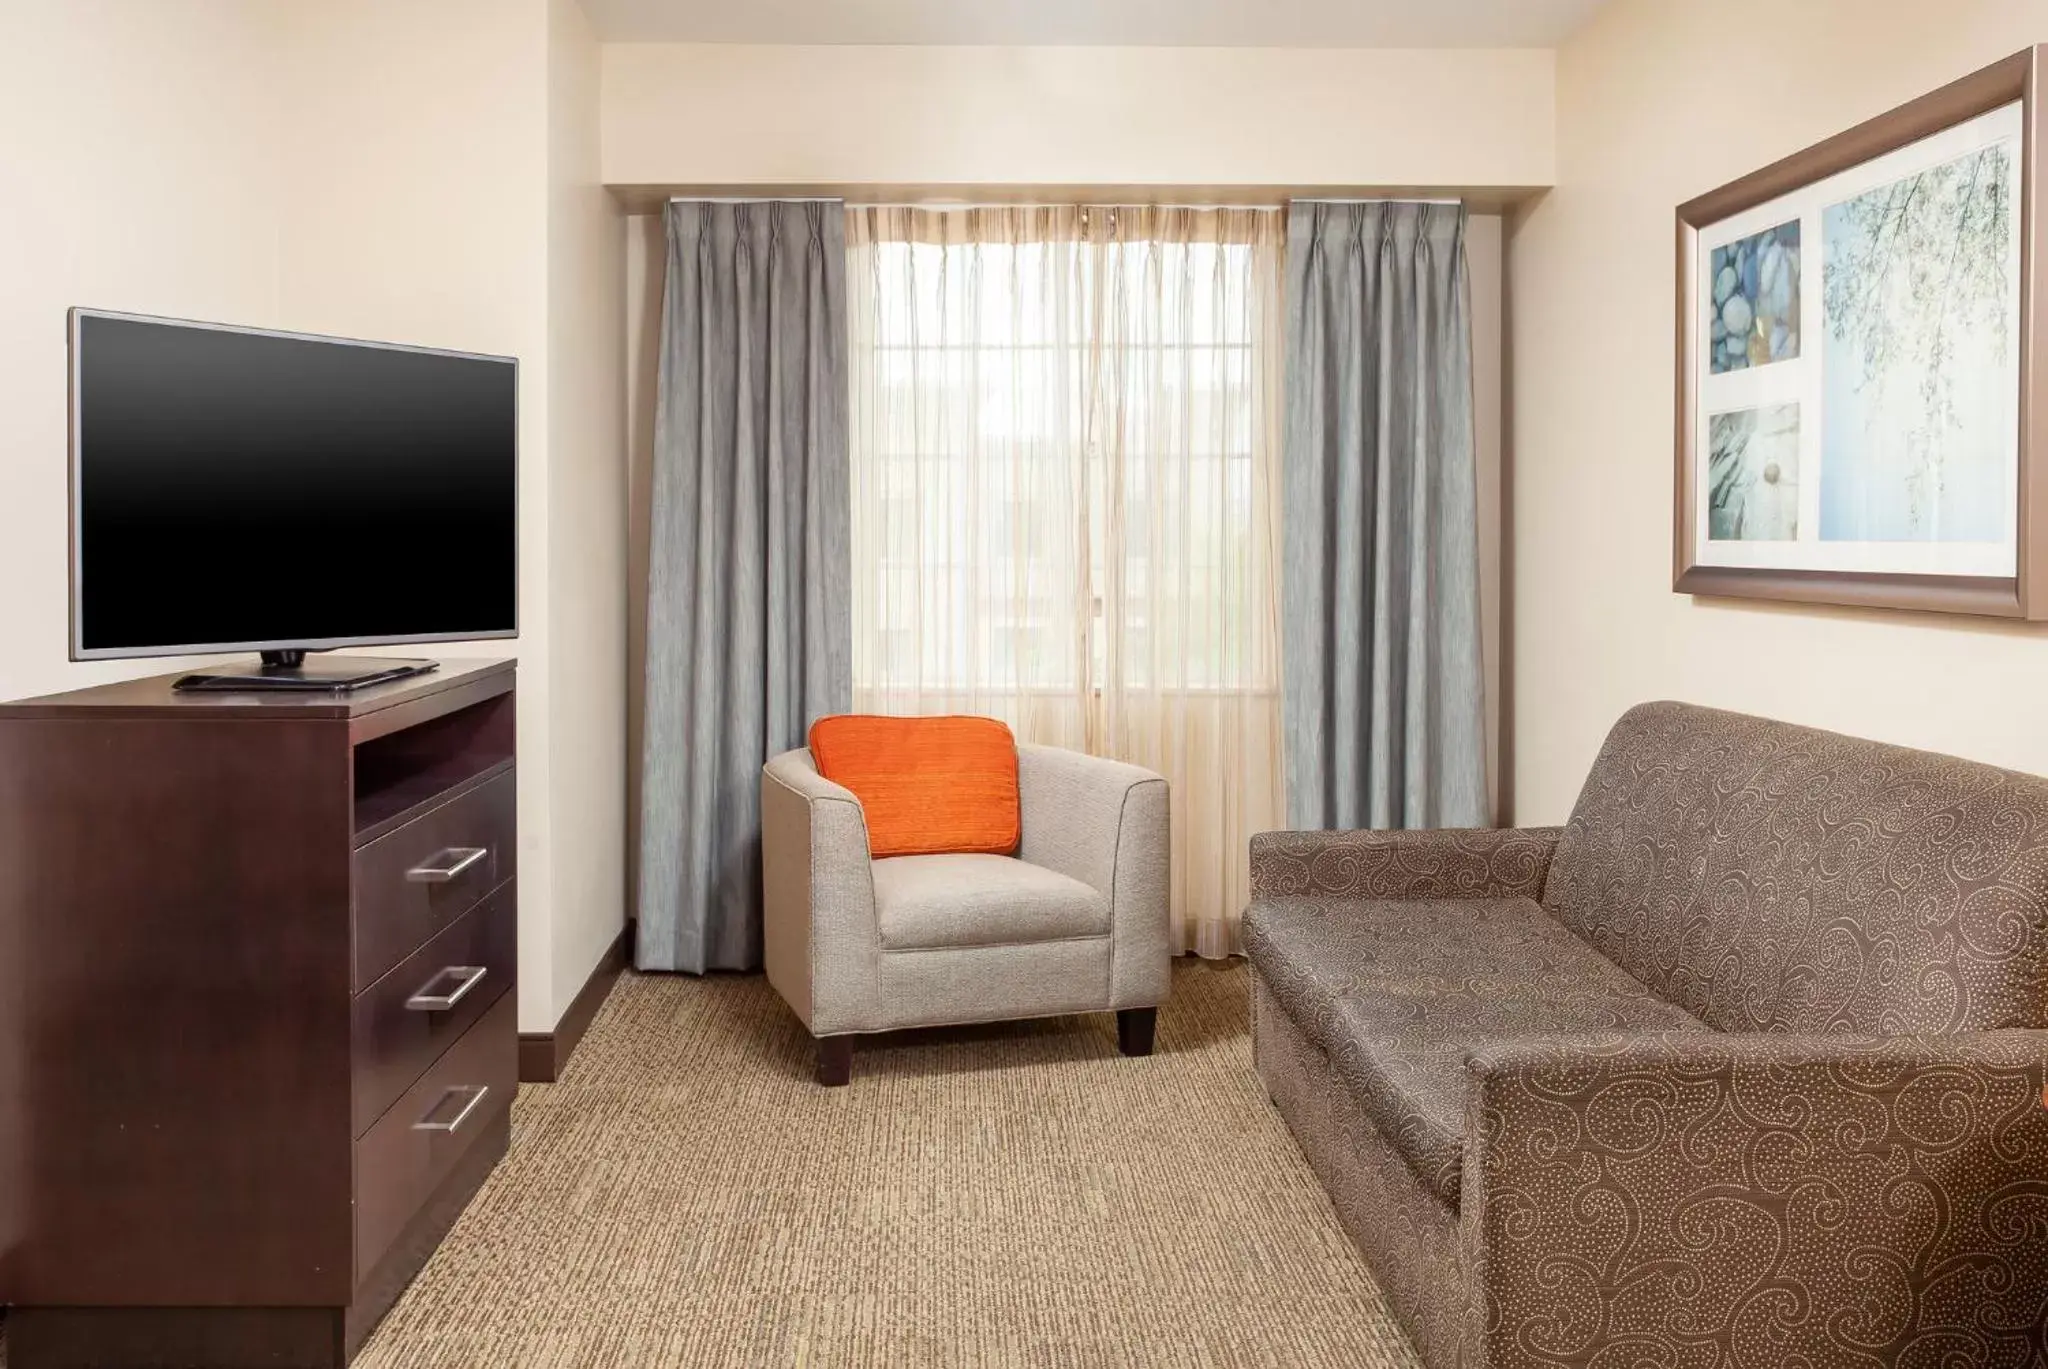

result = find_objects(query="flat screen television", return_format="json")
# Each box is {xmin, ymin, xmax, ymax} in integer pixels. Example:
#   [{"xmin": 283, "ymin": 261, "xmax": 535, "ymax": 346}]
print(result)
[{"xmin": 69, "ymin": 309, "xmax": 517, "ymax": 690}]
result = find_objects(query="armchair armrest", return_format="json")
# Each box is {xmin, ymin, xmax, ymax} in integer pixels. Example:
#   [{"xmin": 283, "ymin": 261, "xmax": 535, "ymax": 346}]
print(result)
[
  {"xmin": 1464, "ymin": 1030, "xmax": 2048, "ymax": 1366},
  {"xmin": 761, "ymin": 749, "xmax": 877, "ymax": 1034},
  {"xmin": 1016, "ymin": 744, "xmax": 1169, "ymax": 1009},
  {"xmin": 1248, "ymin": 826, "xmax": 1560, "ymax": 900}
]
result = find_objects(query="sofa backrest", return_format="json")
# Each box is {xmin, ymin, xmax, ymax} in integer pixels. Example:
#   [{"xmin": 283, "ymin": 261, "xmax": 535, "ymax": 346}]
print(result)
[{"xmin": 1543, "ymin": 701, "xmax": 2048, "ymax": 1035}]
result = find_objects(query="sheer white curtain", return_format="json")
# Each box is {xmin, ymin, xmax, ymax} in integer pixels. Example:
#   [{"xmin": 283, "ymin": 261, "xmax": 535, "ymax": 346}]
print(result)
[{"xmin": 846, "ymin": 205, "xmax": 1285, "ymax": 957}]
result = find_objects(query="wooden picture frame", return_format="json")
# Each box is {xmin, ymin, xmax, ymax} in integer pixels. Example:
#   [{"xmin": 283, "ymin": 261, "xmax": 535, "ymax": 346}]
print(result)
[{"xmin": 1675, "ymin": 46, "xmax": 2048, "ymax": 618}]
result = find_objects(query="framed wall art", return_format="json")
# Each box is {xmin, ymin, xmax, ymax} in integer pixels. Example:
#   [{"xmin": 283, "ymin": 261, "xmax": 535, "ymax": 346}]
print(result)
[{"xmin": 1676, "ymin": 46, "xmax": 2048, "ymax": 617}]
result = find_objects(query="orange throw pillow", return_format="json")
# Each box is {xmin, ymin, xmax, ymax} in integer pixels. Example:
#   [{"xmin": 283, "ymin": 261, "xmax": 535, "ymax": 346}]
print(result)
[{"xmin": 807, "ymin": 715, "xmax": 1020, "ymax": 858}]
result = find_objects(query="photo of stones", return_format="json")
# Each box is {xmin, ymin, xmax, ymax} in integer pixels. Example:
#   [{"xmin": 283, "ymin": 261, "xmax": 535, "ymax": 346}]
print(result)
[
  {"xmin": 1707, "ymin": 403, "xmax": 1800, "ymax": 541},
  {"xmin": 1709, "ymin": 219, "xmax": 1800, "ymax": 374}
]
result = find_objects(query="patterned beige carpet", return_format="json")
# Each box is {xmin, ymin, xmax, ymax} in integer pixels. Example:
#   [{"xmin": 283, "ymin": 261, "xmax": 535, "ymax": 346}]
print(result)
[
  {"xmin": 356, "ymin": 959, "xmax": 1422, "ymax": 1367},
  {"xmin": 11, "ymin": 961, "xmax": 1423, "ymax": 1367}
]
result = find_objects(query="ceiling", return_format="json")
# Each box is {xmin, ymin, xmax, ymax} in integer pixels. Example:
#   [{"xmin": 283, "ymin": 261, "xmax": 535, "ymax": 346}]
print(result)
[{"xmin": 583, "ymin": 0, "xmax": 1611, "ymax": 48}]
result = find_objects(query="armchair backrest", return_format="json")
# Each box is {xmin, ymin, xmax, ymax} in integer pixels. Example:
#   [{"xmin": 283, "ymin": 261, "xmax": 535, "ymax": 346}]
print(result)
[{"xmin": 1543, "ymin": 701, "xmax": 2048, "ymax": 1034}]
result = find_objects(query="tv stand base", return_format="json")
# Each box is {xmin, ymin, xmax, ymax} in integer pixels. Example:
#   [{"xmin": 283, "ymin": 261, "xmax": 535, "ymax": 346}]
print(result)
[{"xmin": 172, "ymin": 655, "xmax": 438, "ymax": 693}]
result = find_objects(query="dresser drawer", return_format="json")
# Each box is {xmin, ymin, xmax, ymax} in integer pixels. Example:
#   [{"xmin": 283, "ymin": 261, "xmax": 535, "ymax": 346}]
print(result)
[
  {"xmin": 352, "ymin": 883, "xmax": 516, "ymax": 1137},
  {"xmin": 353, "ymin": 768, "xmax": 515, "ymax": 991},
  {"xmin": 354, "ymin": 991, "xmax": 516, "ymax": 1287}
]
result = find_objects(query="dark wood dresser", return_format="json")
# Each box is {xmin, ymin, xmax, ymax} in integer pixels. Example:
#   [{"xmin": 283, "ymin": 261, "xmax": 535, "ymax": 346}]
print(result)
[{"xmin": 0, "ymin": 659, "xmax": 518, "ymax": 1368}]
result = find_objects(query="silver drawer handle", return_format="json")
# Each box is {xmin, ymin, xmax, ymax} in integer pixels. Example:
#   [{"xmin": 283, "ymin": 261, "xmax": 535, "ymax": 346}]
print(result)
[
  {"xmin": 413, "ymin": 1084, "xmax": 490, "ymax": 1134},
  {"xmin": 405, "ymin": 965, "xmax": 488, "ymax": 1012},
  {"xmin": 406, "ymin": 846, "xmax": 488, "ymax": 884}
]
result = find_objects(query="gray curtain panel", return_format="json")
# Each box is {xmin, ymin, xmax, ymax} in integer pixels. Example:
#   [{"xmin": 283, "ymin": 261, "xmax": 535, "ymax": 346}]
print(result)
[
  {"xmin": 1281, "ymin": 201, "xmax": 1488, "ymax": 831},
  {"xmin": 638, "ymin": 200, "xmax": 852, "ymax": 973}
]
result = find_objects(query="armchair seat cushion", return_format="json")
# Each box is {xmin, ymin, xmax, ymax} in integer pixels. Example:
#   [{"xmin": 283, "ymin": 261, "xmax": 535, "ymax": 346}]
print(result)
[
  {"xmin": 874, "ymin": 853, "xmax": 1111, "ymax": 951},
  {"xmin": 1245, "ymin": 896, "xmax": 1706, "ymax": 1208}
]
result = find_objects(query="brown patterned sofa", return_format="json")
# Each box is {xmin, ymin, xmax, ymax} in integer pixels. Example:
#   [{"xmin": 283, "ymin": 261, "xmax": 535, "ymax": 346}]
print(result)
[{"xmin": 1244, "ymin": 701, "xmax": 2048, "ymax": 1368}]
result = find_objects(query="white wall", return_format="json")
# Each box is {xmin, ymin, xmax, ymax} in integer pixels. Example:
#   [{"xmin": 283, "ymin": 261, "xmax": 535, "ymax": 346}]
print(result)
[
  {"xmin": 602, "ymin": 44, "xmax": 1556, "ymax": 194},
  {"xmin": 1510, "ymin": 0, "xmax": 2048, "ymax": 823},
  {"xmin": 546, "ymin": 0, "xmax": 630, "ymax": 1021},
  {"xmin": 269, "ymin": 0, "xmax": 568, "ymax": 1033},
  {"xmin": 1, "ymin": 0, "xmax": 628, "ymax": 1035},
  {"xmin": 273, "ymin": 0, "xmax": 631, "ymax": 1031},
  {"xmin": 0, "ymin": 0, "xmax": 285, "ymax": 699}
]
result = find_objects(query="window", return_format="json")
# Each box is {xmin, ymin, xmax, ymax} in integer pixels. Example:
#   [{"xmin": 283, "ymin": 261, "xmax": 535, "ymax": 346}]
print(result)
[{"xmin": 846, "ymin": 205, "xmax": 1285, "ymax": 956}]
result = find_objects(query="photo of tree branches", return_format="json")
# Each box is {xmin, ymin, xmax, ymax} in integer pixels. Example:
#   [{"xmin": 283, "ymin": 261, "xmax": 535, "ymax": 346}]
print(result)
[{"xmin": 1820, "ymin": 138, "xmax": 2016, "ymax": 543}]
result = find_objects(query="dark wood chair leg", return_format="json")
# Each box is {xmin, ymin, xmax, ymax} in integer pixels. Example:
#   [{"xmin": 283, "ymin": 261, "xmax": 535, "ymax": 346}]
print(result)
[
  {"xmin": 815, "ymin": 1034, "xmax": 852, "ymax": 1087},
  {"xmin": 1116, "ymin": 1007, "xmax": 1156, "ymax": 1058}
]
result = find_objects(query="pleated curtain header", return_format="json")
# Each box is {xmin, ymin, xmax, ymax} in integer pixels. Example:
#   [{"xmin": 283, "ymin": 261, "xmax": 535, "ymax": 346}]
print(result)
[{"xmin": 669, "ymin": 198, "xmax": 1463, "ymax": 231}]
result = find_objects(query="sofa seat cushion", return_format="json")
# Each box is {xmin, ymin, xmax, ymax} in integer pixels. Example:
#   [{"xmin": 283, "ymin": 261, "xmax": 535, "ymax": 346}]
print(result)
[
  {"xmin": 1244, "ymin": 896, "xmax": 1707, "ymax": 1208},
  {"xmin": 873, "ymin": 854, "xmax": 1109, "ymax": 951}
]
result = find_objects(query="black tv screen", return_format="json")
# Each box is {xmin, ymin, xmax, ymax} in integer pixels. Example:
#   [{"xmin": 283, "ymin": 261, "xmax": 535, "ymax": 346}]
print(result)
[{"xmin": 70, "ymin": 310, "xmax": 518, "ymax": 659}]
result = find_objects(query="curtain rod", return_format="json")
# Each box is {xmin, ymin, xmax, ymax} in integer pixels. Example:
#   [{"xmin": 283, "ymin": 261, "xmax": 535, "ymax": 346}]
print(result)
[
  {"xmin": 851, "ymin": 202, "xmax": 1287, "ymax": 212},
  {"xmin": 664, "ymin": 195, "xmax": 1282, "ymax": 210},
  {"xmin": 1291, "ymin": 197, "xmax": 1462, "ymax": 205},
  {"xmin": 666, "ymin": 196, "xmax": 845, "ymax": 204},
  {"xmin": 664, "ymin": 196, "xmax": 1462, "ymax": 210}
]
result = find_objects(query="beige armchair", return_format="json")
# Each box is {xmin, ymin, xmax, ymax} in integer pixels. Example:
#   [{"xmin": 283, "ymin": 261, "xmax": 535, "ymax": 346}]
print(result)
[{"xmin": 761, "ymin": 742, "xmax": 1170, "ymax": 1085}]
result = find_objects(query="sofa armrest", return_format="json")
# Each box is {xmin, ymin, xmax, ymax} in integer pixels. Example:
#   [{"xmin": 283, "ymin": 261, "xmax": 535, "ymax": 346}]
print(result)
[
  {"xmin": 1248, "ymin": 826, "xmax": 1560, "ymax": 900},
  {"xmin": 1016, "ymin": 744, "xmax": 1169, "ymax": 1009},
  {"xmin": 1463, "ymin": 1029, "xmax": 2048, "ymax": 1366},
  {"xmin": 761, "ymin": 748, "xmax": 878, "ymax": 1035}
]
